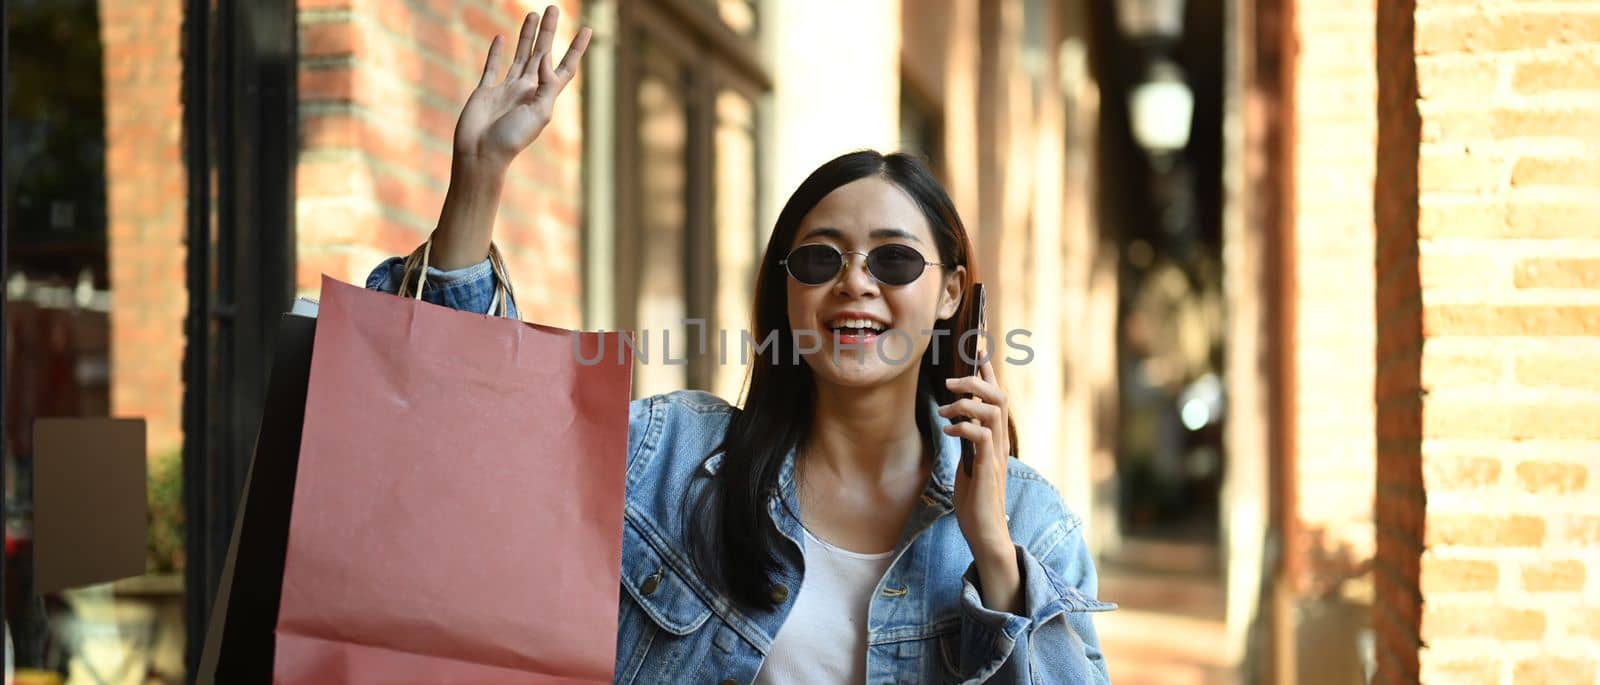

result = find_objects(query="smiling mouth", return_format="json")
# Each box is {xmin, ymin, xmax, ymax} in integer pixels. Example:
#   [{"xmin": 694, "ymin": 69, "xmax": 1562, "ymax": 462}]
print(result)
[
  {"xmin": 832, "ymin": 316, "xmax": 883, "ymax": 336},
  {"xmin": 831, "ymin": 328, "xmax": 880, "ymax": 344},
  {"xmin": 827, "ymin": 317, "xmax": 887, "ymax": 343}
]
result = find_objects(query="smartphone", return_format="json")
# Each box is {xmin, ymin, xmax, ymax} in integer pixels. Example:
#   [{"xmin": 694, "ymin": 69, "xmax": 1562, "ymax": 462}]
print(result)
[{"xmin": 955, "ymin": 284, "xmax": 987, "ymax": 477}]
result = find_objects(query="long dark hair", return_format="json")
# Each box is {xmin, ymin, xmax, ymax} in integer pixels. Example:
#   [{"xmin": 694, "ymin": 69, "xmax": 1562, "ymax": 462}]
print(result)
[{"xmin": 686, "ymin": 150, "xmax": 1010, "ymax": 610}]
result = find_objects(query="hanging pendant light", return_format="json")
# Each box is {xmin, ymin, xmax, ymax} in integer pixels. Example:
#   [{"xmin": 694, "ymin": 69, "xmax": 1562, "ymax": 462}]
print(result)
[{"xmin": 1129, "ymin": 59, "xmax": 1194, "ymax": 156}]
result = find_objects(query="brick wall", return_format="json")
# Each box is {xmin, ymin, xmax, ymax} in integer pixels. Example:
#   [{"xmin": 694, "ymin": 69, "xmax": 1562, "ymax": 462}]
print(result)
[
  {"xmin": 100, "ymin": 0, "xmax": 187, "ymax": 459},
  {"xmin": 1288, "ymin": 0, "xmax": 1378, "ymax": 599},
  {"xmin": 298, "ymin": 0, "xmax": 585, "ymax": 326},
  {"xmin": 1377, "ymin": 1, "xmax": 1600, "ymax": 682}
]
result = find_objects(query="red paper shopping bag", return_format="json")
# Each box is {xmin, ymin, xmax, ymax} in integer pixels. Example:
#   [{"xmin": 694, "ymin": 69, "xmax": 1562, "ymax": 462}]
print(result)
[{"xmin": 273, "ymin": 276, "xmax": 632, "ymax": 684}]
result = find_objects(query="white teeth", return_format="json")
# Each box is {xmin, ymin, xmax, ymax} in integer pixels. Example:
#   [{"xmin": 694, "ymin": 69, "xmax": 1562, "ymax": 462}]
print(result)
[{"xmin": 828, "ymin": 317, "xmax": 885, "ymax": 331}]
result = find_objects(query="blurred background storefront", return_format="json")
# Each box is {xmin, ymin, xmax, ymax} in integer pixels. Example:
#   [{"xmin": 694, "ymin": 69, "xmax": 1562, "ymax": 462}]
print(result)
[
  {"xmin": 4, "ymin": 0, "xmax": 1598, "ymax": 683},
  {"xmin": 6, "ymin": 0, "xmax": 295, "ymax": 681}
]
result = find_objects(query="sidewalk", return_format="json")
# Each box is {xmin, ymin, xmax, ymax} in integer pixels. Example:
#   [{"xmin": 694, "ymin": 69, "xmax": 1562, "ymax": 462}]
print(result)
[{"xmin": 1097, "ymin": 539, "xmax": 1235, "ymax": 685}]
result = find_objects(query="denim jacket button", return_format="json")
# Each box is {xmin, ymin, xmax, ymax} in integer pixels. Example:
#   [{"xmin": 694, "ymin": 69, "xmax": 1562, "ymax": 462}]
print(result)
[
  {"xmin": 769, "ymin": 583, "xmax": 790, "ymax": 603},
  {"xmin": 641, "ymin": 568, "xmax": 663, "ymax": 596},
  {"xmin": 719, "ymin": 679, "xmax": 738, "ymax": 685}
]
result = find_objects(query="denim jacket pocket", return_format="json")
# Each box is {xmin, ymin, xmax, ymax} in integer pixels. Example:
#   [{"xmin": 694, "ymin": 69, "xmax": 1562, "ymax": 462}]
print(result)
[
  {"xmin": 616, "ymin": 519, "xmax": 723, "ymax": 684},
  {"xmin": 620, "ymin": 519, "xmax": 714, "ymax": 636}
]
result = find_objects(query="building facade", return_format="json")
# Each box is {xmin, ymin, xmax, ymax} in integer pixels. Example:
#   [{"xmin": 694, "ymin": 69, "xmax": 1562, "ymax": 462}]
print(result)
[{"xmin": 3, "ymin": 0, "xmax": 1597, "ymax": 683}]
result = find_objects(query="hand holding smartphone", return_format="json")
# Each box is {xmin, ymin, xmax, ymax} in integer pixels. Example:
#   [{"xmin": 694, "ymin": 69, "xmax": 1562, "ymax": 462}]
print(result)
[{"xmin": 955, "ymin": 284, "xmax": 987, "ymax": 477}]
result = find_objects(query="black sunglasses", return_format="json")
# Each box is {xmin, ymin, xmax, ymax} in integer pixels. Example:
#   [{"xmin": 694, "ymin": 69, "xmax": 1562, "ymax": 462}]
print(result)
[{"xmin": 780, "ymin": 244, "xmax": 950, "ymax": 286}]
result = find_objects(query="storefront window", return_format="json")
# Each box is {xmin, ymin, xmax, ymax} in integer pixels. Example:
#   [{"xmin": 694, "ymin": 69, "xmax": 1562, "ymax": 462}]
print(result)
[
  {"xmin": 712, "ymin": 89, "xmax": 757, "ymax": 401},
  {"xmin": 5, "ymin": 0, "xmax": 189, "ymax": 681},
  {"xmin": 614, "ymin": 0, "xmax": 768, "ymax": 397},
  {"xmin": 634, "ymin": 69, "xmax": 692, "ymax": 397}
]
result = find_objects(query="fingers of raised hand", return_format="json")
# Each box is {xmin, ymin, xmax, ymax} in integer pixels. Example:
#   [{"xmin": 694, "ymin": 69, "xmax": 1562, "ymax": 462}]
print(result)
[
  {"xmin": 478, "ymin": 35, "xmax": 505, "ymax": 88},
  {"xmin": 554, "ymin": 26, "xmax": 593, "ymax": 82},
  {"xmin": 526, "ymin": 5, "xmax": 561, "ymax": 79},
  {"xmin": 507, "ymin": 11, "xmax": 541, "ymax": 83},
  {"xmin": 533, "ymin": 51, "xmax": 557, "ymax": 100},
  {"xmin": 529, "ymin": 25, "xmax": 591, "ymax": 105}
]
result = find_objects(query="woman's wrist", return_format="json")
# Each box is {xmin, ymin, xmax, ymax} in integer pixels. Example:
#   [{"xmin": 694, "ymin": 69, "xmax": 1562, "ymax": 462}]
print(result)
[
  {"xmin": 452, "ymin": 149, "xmax": 514, "ymax": 178},
  {"xmin": 973, "ymin": 546, "xmax": 1023, "ymax": 615},
  {"xmin": 430, "ymin": 162, "xmax": 508, "ymax": 271}
]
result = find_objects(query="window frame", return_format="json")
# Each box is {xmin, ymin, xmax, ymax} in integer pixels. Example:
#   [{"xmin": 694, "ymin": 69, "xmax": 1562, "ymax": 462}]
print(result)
[{"xmin": 612, "ymin": 0, "xmax": 770, "ymax": 394}]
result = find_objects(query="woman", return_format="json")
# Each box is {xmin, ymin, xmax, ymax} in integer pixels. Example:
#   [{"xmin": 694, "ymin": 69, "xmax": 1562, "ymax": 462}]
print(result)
[{"xmin": 367, "ymin": 7, "xmax": 1113, "ymax": 684}]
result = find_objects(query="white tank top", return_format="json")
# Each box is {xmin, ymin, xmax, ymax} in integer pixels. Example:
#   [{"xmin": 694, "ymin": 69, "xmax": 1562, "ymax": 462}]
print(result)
[{"xmin": 753, "ymin": 527, "xmax": 897, "ymax": 684}]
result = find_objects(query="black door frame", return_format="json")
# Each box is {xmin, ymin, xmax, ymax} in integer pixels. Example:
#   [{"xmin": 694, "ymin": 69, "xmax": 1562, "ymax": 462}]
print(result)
[
  {"xmin": 0, "ymin": 0, "xmax": 11, "ymax": 634},
  {"xmin": 181, "ymin": 0, "xmax": 297, "ymax": 676}
]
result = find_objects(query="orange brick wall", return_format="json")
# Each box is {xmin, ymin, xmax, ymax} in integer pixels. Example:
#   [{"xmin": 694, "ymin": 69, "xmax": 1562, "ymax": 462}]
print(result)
[
  {"xmin": 1377, "ymin": 1, "xmax": 1600, "ymax": 682},
  {"xmin": 100, "ymin": 0, "xmax": 187, "ymax": 459},
  {"xmin": 1287, "ymin": 0, "xmax": 1378, "ymax": 597},
  {"xmin": 297, "ymin": 0, "xmax": 585, "ymax": 326}
]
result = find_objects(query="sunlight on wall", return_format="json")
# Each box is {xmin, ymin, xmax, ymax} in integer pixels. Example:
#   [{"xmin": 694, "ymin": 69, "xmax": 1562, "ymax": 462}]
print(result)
[{"xmin": 765, "ymin": 0, "xmax": 903, "ymax": 222}]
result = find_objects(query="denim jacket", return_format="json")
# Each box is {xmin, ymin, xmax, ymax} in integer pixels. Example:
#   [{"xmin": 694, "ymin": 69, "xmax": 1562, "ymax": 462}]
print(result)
[{"xmin": 367, "ymin": 257, "xmax": 1115, "ymax": 684}]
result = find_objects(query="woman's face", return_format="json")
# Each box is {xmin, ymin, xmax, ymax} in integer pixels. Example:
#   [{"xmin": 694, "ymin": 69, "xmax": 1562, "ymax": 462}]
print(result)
[{"xmin": 785, "ymin": 176, "xmax": 965, "ymax": 389}]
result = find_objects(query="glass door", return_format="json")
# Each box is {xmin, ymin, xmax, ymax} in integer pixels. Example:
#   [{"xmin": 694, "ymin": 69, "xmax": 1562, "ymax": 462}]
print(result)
[
  {"xmin": 2, "ymin": 0, "xmax": 295, "ymax": 680},
  {"xmin": 5, "ymin": 1, "xmax": 190, "ymax": 680}
]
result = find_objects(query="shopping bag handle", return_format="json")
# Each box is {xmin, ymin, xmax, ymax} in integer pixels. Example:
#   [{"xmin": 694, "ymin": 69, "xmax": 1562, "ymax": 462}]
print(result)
[{"xmin": 397, "ymin": 239, "xmax": 517, "ymax": 319}]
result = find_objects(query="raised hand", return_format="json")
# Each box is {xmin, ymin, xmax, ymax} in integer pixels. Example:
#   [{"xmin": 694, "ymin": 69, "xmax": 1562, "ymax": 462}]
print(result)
[
  {"xmin": 454, "ymin": 6, "xmax": 592, "ymax": 171},
  {"xmin": 429, "ymin": 6, "xmax": 591, "ymax": 271}
]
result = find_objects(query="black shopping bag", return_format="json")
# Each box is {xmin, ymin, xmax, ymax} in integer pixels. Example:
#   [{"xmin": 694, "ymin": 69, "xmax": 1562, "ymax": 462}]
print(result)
[{"xmin": 195, "ymin": 312, "xmax": 316, "ymax": 684}]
